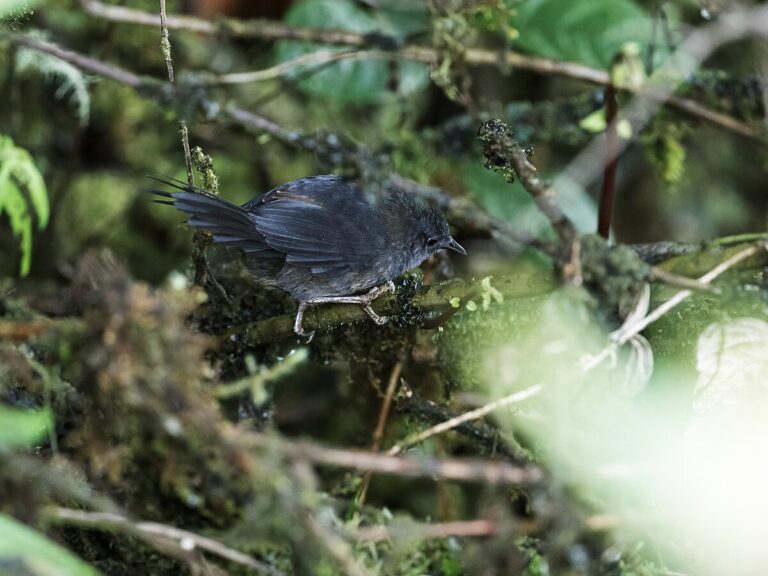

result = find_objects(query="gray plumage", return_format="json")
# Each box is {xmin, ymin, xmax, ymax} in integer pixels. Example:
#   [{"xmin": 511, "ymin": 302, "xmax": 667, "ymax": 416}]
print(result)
[{"xmin": 147, "ymin": 174, "xmax": 465, "ymax": 337}]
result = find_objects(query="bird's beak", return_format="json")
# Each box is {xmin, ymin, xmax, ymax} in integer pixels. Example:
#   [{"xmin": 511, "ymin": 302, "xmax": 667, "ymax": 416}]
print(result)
[{"xmin": 444, "ymin": 236, "xmax": 467, "ymax": 256}]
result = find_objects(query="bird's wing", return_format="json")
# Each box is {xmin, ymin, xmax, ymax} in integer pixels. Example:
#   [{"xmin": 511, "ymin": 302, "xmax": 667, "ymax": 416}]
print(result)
[{"xmin": 249, "ymin": 176, "xmax": 383, "ymax": 276}]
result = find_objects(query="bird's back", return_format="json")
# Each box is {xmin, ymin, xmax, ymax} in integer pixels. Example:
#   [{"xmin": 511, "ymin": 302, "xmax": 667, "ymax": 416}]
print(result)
[{"xmin": 244, "ymin": 176, "xmax": 395, "ymax": 300}]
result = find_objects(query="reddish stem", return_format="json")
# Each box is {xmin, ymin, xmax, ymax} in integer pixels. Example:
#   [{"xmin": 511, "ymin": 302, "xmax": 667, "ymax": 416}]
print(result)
[{"xmin": 598, "ymin": 83, "xmax": 619, "ymax": 239}]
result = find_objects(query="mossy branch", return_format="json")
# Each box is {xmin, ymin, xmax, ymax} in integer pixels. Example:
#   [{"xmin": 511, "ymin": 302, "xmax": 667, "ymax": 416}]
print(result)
[
  {"xmin": 478, "ymin": 119, "xmax": 579, "ymax": 250},
  {"xmin": 222, "ymin": 273, "xmax": 557, "ymax": 346}
]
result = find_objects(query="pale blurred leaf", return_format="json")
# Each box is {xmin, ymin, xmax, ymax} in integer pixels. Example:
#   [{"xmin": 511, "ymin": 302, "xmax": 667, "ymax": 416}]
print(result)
[
  {"xmin": 0, "ymin": 406, "xmax": 52, "ymax": 448},
  {"xmin": 0, "ymin": 514, "xmax": 100, "ymax": 576}
]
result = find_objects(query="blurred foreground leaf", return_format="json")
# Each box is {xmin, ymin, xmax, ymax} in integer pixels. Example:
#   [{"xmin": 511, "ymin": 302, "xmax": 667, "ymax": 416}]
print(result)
[
  {"xmin": 0, "ymin": 514, "xmax": 99, "ymax": 576},
  {"xmin": 0, "ymin": 0, "xmax": 39, "ymax": 19},
  {"xmin": 0, "ymin": 406, "xmax": 52, "ymax": 448}
]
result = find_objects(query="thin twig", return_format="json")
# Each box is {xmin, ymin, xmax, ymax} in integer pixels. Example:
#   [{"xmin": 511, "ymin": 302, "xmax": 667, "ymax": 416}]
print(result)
[
  {"xmin": 159, "ymin": 0, "xmax": 208, "ymax": 291},
  {"xmin": 46, "ymin": 507, "xmax": 283, "ymax": 576},
  {"xmin": 648, "ymin": 266, "xmax": 721, "ymax": 294},
  {"xmin": 371, "ymin": 361, "xmax": 404, "ymax": 452},
  {"xmin": 158, "ymin": 0, "xmax": 174, "ymax": 82},
  {"xmin": 180, "ymin": 123, "xmax": 194, "ymax": 188},
  {"xmin": 356, "ymin": 519, "xmax": 499, "ymax": 542},
  {"xmin": 157, "ymin": 0, "xmax": 193, "ymax": 187},
  {"xmin": 613, "ymin": 243, "xmax": 763, "ymax": 344},
  {"xmin": 355, "ymin": 360, "xmax": 403, "ymax": 510},
  {"xmin": 76, "ymin": 0, "xmax": 764, "ymax": 140},
  {"xmin": 211, "ymin": 49, "xmax": 401, "ymax": 84},
  {"xmin": 238, "ymin": 433, "xmax": 542, "ymax": 485},
  {"xmin": 393, "ymin": 383, "xmax": 528, "ymax": 461},
  {"xmin": 387, "ymin": 384, "xmax": 542, "ymax": 456},
  {"xmin": 582, "ymin": 243, "xmax": 763, "ymax": 371}
]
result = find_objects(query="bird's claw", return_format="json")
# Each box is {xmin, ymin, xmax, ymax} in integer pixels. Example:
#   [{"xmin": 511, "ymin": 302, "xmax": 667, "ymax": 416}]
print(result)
[
  {"xmin": 302, "ymin": 330, "xmax": 315, "ymax": 343},
  {"xmin": 294, "ymin": 326, "xmax": 315, "ymax": 342}
]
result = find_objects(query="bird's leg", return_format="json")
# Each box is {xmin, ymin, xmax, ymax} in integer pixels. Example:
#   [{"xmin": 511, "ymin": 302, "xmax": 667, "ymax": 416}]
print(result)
[
  {"xmin": 356, "ymin": 282, "xmax": 395, "ymax": 324},
  {"xmin": 293, "ymin": 301, "xmax": 315, "ymax": 342},
  {"xmin": 300, "ymin": 282, "xmax": 397, "ymax": 332}
]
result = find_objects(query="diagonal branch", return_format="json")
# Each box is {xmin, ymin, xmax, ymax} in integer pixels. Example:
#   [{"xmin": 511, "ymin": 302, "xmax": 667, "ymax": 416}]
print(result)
[
  {"xmin": 239, "ymin": 433, "xmax": 542, "ymax": 486},
  {"xmin": 46, "ymin": 507, "xmax": 283, "ymax": 575},
  {"xmin": 478, "ymin": 119, "xmax": 578, "ymax": 249},
  {"xmin": 5, "ymin": 33, "xmax": 549, "ymax": 255},
  {"xmin": 387, "ymin": 384, "xmax": 543, "ymax": 456},
  {"xmin": 76, "ymin": 0, "xmax": 764, "ymax": 141}
]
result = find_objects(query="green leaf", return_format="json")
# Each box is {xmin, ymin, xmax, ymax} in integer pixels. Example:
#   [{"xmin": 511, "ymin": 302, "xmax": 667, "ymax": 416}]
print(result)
[
  {"xmin": 0, "ymin": 514, "xmax": 100, "ymax": 576},
  {"xmin": 0, "ymin": 134, "xmax": 50, "ymax": 276},
  {"xmin": 579, "ymin": 109, "xmax": 633, "ymax": 138},
  {"xmin": 276, "ymin": 0, "xmax": 429, "ymax": 103},
  {"xmin": 0, "ymin": 406, "xmax": 52, "ymax": 448},
  {"xmin": 513, "ymin": 0, "xmax": 653, "ymax": 69}
]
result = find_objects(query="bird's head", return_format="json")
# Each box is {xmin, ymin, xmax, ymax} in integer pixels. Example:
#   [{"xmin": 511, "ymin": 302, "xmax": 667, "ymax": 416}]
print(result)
[{"xmin": 416, "ymin": 207, "xmax": 467, "ymax": 258}]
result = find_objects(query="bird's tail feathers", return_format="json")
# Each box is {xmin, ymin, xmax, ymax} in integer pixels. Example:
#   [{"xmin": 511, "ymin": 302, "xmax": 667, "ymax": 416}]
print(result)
[{"xmin": 144, "ymin": 174, "xmax": 268, "ymax": 252}]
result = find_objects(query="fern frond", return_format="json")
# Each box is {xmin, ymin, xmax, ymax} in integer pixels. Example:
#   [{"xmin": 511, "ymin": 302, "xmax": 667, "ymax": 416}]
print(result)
[
  {"xmin": 16, "ymin": 34, "xmax": 91, "ymax": 126},
  {"xmin": 0, "ymin": 135, "xmax": 50, "ymax": 276}
]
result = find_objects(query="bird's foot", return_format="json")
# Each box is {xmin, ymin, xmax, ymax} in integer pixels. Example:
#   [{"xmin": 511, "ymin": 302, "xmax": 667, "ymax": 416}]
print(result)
[
  {"xmin": 296, "ymin": 328, "xmax": 315, "ymax": 343},
  {"xmin": 362, "ymin": 305, "xmax": 388, "ymax": 326}
]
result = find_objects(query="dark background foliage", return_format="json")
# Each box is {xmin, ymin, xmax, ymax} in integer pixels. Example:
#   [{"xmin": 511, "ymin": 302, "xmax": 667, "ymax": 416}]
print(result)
[{"xmin": 1, "ymin": 0, "xmax": 767, "ymax": 574}]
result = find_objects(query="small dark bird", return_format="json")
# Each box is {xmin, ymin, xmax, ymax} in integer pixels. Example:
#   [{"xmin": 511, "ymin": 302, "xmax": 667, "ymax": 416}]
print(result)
[{"xmin": 147, "ymin": 175, "xmax": 466, "ymax": 338}]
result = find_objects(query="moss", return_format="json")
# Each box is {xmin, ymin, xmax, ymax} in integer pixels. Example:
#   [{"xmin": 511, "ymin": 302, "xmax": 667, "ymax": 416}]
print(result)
[
  {"xmin": 59, "ymin": 527, "xmax": 189, "ymax": 576},
  {"xmin": 579, "ymin": 234, "xmax": 650, "ymax": 317},
  {"xmin": 31, "ymin": 258, "xmax": 254, "ymax": 528}
]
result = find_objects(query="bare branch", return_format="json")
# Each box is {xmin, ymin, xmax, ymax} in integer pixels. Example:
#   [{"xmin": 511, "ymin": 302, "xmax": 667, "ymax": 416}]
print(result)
[
  {"xmin": 46, "ymin": 507, "xmax": 283, "ymax": 576},
  {"xmin": 76, "ymin": 0, "xmax": 764, "ymax": 140},
  {"xmin": 10, "ymin": 33, "xmax": 143, "ymax": 87},
  {"xmin": 239, "ymin": 433, "xmax": 542, "ymax": 485}
]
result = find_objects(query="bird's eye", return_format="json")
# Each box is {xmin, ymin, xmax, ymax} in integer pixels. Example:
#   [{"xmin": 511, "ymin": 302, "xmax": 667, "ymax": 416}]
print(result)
[{"xmin": 426, "ymin": 237, "xmax": 438, "ymax": 248}]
